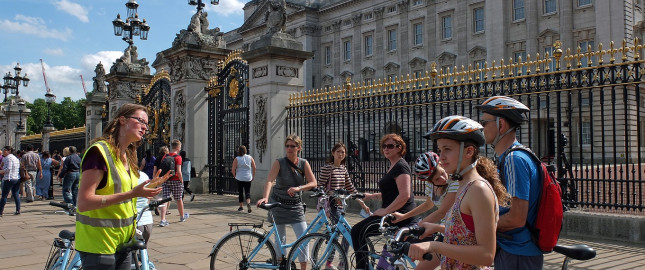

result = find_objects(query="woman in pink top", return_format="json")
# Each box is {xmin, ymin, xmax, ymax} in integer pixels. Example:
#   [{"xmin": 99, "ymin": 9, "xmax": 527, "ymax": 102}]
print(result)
[{"xmin": 409, "ymin": 116, "xmax": 510, "ymax": 270}]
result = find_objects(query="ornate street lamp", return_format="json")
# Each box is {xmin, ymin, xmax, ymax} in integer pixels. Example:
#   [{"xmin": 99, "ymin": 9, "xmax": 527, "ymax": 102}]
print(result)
[
  {"xmin": 44, "ymin": 91, "xmax": 56, "ymax": 128},
  {"xmin": 112, "ymin": 0, "xmax": 150, "ymax": 45},
  {"xmin": 188, "ymin": 0, "xmax": 219, "ymax": 12},
  {"xmin": 3, "ymin": 63, "xmax": 29, "ymax": 100},
  {"xmin": 0, "ymin": 83, "xmax": 10, "ymax": 103}
]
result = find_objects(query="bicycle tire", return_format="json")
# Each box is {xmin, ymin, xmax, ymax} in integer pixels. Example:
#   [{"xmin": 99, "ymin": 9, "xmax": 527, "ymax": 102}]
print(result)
[
  {"xmin": 45, "ymin": 251, "xmax": 61, "ymax": 270},
  {"xmin": 286, "ymin": 233, "xmax": 348, "ymax": 270},
  {"xmin": 210, "ymin": 230, "xmax": 277, "ymax": 270}
]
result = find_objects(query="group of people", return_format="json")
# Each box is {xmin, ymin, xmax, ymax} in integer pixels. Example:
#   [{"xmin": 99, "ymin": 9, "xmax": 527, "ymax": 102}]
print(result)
[
  {"xmin": 0, "ymin": 143, "xmax": 83, "ymax": 216},
  {"xmin": 252, "ymin": 96, "xmax": 543, "ymax": 270},
  {"xmin": 43, "ymin": 94, "xmax": 541, "ymax": 270}
]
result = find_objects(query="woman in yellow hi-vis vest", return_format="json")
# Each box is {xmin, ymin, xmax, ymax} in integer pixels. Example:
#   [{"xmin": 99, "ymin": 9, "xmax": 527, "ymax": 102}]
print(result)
[{"xmin": 76, "ymin": 103, "xmax": 171, "ymax": 270}]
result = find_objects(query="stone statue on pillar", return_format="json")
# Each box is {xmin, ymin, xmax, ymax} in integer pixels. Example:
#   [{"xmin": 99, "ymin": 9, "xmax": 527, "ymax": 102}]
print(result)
[
  {"xmin": 110, "ymin": 45, "xmax": 151, "ymax": 74},
  {"xmin": 92, "ymin": 62, "xmax": 107, "ymax": 93},
  {"xmin": 265, "ymin": 0, "xmax": 287, "ymax": 35},
  {"xmin": 174, "ymin": 9, "xmax": 224, "ymax": 49}
]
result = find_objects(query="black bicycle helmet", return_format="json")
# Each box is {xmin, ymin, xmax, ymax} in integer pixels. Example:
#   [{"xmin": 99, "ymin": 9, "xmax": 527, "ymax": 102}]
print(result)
[
  {"xmin": 414, "ymin": 152, "xmax": 440, "ymax": 180},
  {"xmin": 475, "ymin": 96, "xmax": 530, "ymax": 126},
  {"xmin": 423, "ymin": 115, "xmax": 485, "ymax": 147}
]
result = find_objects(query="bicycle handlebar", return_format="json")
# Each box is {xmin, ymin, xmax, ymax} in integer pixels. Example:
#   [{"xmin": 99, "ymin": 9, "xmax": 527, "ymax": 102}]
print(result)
[{"xmin": 395, "ymin": 242, "xmax": 433, "ymax": 261}]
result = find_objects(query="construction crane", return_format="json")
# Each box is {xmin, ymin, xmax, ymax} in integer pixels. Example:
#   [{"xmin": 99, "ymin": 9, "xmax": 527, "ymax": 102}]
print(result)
[
  {"xmin": 40, "ymin": 59, "xmax": 52, "ymax": 93},
  {"xmin": 80, "ymin": 75, "xmax": 88, "ymax": 96}
]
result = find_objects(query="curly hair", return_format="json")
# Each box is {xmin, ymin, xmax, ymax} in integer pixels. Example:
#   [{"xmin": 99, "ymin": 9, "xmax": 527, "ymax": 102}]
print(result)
[
  {"xmin": 90, "ymin": 103, "xmax": 147, "ymax": 178},
  {"xmin": 461, "ymin": 141, "xmax": 510, "ymax": 207}
]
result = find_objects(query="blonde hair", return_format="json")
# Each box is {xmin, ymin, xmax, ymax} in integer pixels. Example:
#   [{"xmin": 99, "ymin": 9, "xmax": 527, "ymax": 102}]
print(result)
[
  {"xmin": 62, "ymin": 147, "xmax": 70, "ymax": 157},
  {"xmin": 285, "ymin": 134, "xmax": 303, "ymax": 152},
  {"xmin": 90, "ymin": 103, "xmax": 147, "ymax": 178}
]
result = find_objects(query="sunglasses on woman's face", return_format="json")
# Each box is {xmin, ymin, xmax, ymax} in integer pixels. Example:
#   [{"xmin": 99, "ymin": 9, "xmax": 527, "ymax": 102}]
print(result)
[{"xmin": 382, "ymin": 143, "xmax": 400, "ymax": 150}]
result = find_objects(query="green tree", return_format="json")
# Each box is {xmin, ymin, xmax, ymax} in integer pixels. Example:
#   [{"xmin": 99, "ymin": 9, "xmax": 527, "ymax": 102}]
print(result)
[{"xmin": 25, "ymin": 97, "xmax": 86, "ymax": 134}]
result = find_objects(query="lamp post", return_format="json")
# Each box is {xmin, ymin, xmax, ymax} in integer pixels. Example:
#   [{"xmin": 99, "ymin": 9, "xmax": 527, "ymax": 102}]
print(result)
[
  {"xmin": 188, "ymin": 0, "xmax": 219, "ymax": 11},
  {"xmin": 0, "ymin": 83, "xmax": 10, "ymax": 103},
  {"xmin": 17, "ymin": 100, "xmax": 25, "ymax": 131},
  {"xmin": 3, "ymin": 63, "xmax": 30, "ymax": 100},
  {"xmin": 44, "ymin": 91, "xmax": 56, "ymax": 128},
  {"xmin": 112, "ymin": 0, "xmax": 150, "ymax": 45}
]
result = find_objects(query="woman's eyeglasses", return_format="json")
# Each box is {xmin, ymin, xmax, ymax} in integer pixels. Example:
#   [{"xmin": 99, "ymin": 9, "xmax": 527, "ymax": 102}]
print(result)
[
  {"xmin": 128, "ymin": 116, "xmax": 149, "ymax": 129},
  {"xmin": 382, "ymin": 143, "xmax": 400, "ymax": 150},
  {"xmin": 285, "ymin": 144, "xmax": 298, "ymax": 148}
]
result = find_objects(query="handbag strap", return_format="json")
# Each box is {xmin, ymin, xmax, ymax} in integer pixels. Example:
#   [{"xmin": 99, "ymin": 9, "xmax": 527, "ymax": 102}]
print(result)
[{"xmin": 286, "ymin": 157, "xmax": 305, "ymax": 179}]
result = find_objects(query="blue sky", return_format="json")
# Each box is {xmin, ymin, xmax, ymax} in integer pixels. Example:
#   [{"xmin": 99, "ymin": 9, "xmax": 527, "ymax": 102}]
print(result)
[{"xmin": 0, "ymin": 0, "xmax": 246, "ymax": 103}]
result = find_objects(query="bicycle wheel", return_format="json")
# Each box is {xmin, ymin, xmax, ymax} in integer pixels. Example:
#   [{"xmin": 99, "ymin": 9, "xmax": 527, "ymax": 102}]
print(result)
[
  {"xmin": 45, "ymin": 251, "xmax": 61, "ymax": 270},
  {"xmin": 210, "ymin": 230, "xmax": 277, "ymax": 270},
  {"xmin": 286, "ymin": 233, "xmax": 348, "ymax": 270}
]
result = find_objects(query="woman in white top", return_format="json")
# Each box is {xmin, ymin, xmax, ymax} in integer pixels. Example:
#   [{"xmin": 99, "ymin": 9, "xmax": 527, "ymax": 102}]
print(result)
[{"xmin": 232, "ymin": 145, "xmax": 256, "ymax": 213}]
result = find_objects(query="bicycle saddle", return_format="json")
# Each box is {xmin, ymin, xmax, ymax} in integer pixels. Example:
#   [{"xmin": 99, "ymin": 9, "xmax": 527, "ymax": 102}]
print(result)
[
  {"xmin": 117, "ymin": 240, "xmax": 147, "ymax": 253},
  {"xmin": 259, "ymin": 203, "xmax": 281, "ymax": 210},
  {"xmin": 553, "ymin": 244, "xmax": 596, "ymax": 260},
  {"xmin": 59, "ymin": 230, "xmax": 75, "ymax": 241}
]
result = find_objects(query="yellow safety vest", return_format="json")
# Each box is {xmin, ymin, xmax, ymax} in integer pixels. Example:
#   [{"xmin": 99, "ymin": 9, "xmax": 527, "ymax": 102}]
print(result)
[{"xmin": 75, "ymin": 141, "xmax": 137, "ymax": 254}]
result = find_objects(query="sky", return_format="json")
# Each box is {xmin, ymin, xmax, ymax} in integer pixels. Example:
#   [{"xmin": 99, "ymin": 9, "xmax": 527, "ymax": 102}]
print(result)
[{"xmin": 0, "ymin": 0, "xmax": 247, "ymax": 103}]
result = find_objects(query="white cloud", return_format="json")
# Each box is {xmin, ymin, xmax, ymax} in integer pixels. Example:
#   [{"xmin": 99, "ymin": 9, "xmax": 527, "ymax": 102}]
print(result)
[
  {"xmin": 80, "ymin": 51, "xmax": 124, "ymax": 72},
  {"xmin": 206, "ymin": 0, "xmax": 245, "ymax": 16},
  {"xmin": 55, "ymin": 0, "xmax": 89, "ymax": 23},
  {"xmin": 43, "ymin": 48, "xmax": 65, "ymax": 56},
  {"xmin": 0, "ymin": 14, "xmax": 73, "ymax": 41},
  {"xmin": 0, "ymin": 62, "xmax": 85, "ymax": 102}
]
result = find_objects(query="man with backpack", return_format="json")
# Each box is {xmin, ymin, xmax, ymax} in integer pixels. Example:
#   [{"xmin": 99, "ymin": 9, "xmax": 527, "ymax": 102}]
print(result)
[
  {"xmin": 476, "ymin": 96, "xmax": 543, "ymax": 269},
  {"xmin": 157, "ymin": 140, "xmax": 188, "ymax": 227}
]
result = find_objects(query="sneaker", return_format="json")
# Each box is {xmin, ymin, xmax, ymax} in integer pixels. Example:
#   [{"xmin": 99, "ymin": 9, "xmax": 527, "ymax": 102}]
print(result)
[
  {"xmin": 14, "ymin": 211, "xmax": 20, "ymax": 215},
  {"xmin": 238, "ymin": 206, "xmax": 244, "ymax": 211},
  {"xmin": 159, "ymin": 220, "xmax": 169, "ymax": 227},
  {"xmin": 247, "ymin": 203, "xmax": 252, "ymax": 213},
  {"xmin": 325, "ymin": 262, "xmax": 338, "ymax": 270},
  {"xmin": 190, "ymin": 194, "xmax": 195, "ymax": 202},
  {"xmin": 180, "ymin": 213, "xmax": 189, "ymax": 222}
]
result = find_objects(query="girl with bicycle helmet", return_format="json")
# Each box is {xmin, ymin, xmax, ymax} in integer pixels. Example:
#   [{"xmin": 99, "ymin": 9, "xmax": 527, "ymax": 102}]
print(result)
[
  {"xmin": 392, "ymin": 151, "xmax": 458, "ymax": 270},
  {"xmin": 409, "ymin": 115, "xmax": 509, "ymax": 270}
]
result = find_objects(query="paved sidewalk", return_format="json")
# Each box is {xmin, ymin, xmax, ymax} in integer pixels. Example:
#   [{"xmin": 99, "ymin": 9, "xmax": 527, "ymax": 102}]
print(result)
[{"xmin": 1, "ymin": 191, "xmax": 644, "ymax": 269}]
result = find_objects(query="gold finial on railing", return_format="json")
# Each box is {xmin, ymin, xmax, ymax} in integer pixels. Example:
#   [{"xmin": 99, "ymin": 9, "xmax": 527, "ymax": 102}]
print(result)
[
  {"xmin": 499, "ymin": 59, "xmax": 505, "ymax": 78},
  {"xmin": 535, "ymin": 53, "xmax": 542, "ymax": 73},
  {"xmin": 525, "ymin": 54, "xmax": 531, "ymax": 75},
  {"xmin": 430, "ymin": 62, "xmax": 437, "ymax": 86},
  {"xmin": 483, "ymin": 61, "xmax": 488, "ymax": 80},
  {"xmin": 553, "ymin": 40, "xmax": 562, "ymax": 71},
  {"xmin": 376, "ymin": 78, "xmax": 382, "ymax": 94},
  {"xmin": 566, "ymin": 48, "xmax": 572, "ymax": 69},
  {"xmin": 468, "ymin": 64, "xmax": 473, "ymax": 82},
  {"xmin": 345, "ymin": 76, "xmax": 352, "ymax": 93},
  {"xmin": 586, "ymin": 43, "xmax": 593, "ymax": 67},
  {"xmin": 635, "ymin": 38, "xmax": 641, "ymax": 60},
  {"xmin": 621, "ymin": 39, "xmax": 628, "ymax": 62},
  {"xmin": 575, "ymin": 45, "xmax": 583, "ymax": 68},
  {"xmin": 424, "ymin": 70, "xmax": 430, "ymax": 87},
  {"xmin": 610, "ymin": 41, "xmax": 616, "ymax": 63},
  {"xmin": 491, "ymin": 60, "xmax": 496, "ymax": 79},
  {"xmin": 453, "ymin": 65, "xmax": 458, "ymax": 85},
  {"xmin": 598, "ymin": 43, "xmax": 604, "ymax": 65}
]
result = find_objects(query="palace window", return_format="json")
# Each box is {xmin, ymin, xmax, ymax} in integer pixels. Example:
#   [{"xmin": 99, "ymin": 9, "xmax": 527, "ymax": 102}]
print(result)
[
  {"xmin": 514, "ymin": 0, "xmax": 525, "ymax": 21},
  {"xmin": 343, "ymin": 40, "xmax": 351, "ymax": 61},
  {"xmin": 473, "ymin": 7, "xmax": 484, "ymax": 33},
  {"xmin": 364, "ymin": 35, "xmax": 373, "ymax": 56},
  {"xmin": 388, "ymin": 29, "xmax": 397, "ymax": 51},
  {"xmin": 544, "ymin": 0, "xmax": 557, "ymax": 14},
  {"xmin": 364, "ymin": 13, "xmax": 373, "ymax": 20},
  {"xmin": 413, "ymin": 23, "xmax": 423, "ymax": 46},
  {"xmin": 324, "ymin": 45, "xmax": 331, "ymax": 65},
  {"xmin": 442, "ymin": 15, "xmax": 452, "ymax": 40},
  {"xmin": 581, "ymin": 121, "xmax": 591, "ymax": 145},
  {"xmin": 413, "ymin": 0, "xmax": 423, "ymax": 6},
  {"xmin": 578, "ymin": 0, "xmax": 592, "ymax": 7}
]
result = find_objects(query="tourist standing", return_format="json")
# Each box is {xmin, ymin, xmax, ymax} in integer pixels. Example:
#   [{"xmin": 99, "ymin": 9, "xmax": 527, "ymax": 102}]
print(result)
[
  {"xmin": 232, "ymin": 145, "xmax": 255, "ymax": 212},
  {"xmin": 36, "ymin": 151, "xmax": 58, "ymax": 200},
  {"xmin": 0, "ymin": 146, "xmax": 21, "ymax": 216},
  {"xmin": 61, "ymin": 146, "xmax": 82, "ymax": 206},
  {"xmin": 20, "ymin": 144, "xmax": 41, "ymax": 203},
  {"xmin": 75, "ymin": 103, "xmax": 166, "ymax": 270},
  {"xmin": 256, "ymin": 134, "xmax": 317, "ymax": 270},
  {"xmin": 180, "ymin": 150, "xmax": 195, "ymax": 202},
  {"xmin": 158, "ymin": 140, "xmax": 188, "ymax": 227}
]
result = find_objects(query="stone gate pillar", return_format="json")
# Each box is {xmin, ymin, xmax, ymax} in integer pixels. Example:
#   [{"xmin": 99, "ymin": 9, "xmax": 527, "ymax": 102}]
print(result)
[
  {"xmin": 106, "ymin": 46, "xmax": 153, "ymax": 118},
  {"xmin": 85, "ymin": 63, "xmax": 109, "ymax": 146},
  {"xmin": 242, "ymin": 32, "xmax": 313, "ymax": 199},
  {"xmin": 152, "ymin": 15, "xmax": 228, "ymax": 192}
]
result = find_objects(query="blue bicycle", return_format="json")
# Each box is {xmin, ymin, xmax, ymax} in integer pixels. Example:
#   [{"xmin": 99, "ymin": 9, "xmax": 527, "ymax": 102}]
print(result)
[
  {"xmin": 45, "ymin": 198, "xmax": 169, "ymax": 270},
  {"xmin": 209, "ymin": 200, "xmax": 334, "ymax": 270}
]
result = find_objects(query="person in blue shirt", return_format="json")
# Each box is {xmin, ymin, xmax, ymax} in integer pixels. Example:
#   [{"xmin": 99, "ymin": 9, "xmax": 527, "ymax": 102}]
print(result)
[{"xmin": 476, "ymin": 96, "xmax": 543, "ymax": 269}]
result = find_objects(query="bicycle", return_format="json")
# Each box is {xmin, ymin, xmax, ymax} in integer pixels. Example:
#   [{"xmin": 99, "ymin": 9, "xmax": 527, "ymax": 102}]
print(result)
[
  {"xmin": 209, "ymin": 200, "xmax": 333, "ymax": 270},
  {"xmin": 45, "ymin": 198, "xmax": 170, "ymax": 270},
  {"xmin": 285, "ymin": 189, "xmax": 364, "ymax": 270}
]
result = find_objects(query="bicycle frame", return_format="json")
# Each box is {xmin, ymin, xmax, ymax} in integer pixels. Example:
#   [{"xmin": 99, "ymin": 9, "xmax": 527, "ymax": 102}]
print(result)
[
  {"xmin": 211, "ymin": 204, "xmax": 332, "ymax": 269},
  {"xmin": 48, "ymin": 238, "xmax": 82, "ymax": 270}
]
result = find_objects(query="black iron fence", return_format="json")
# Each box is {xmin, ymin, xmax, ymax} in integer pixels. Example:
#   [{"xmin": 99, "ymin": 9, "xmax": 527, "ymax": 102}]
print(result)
[{"xmin": 286, "ymin": 40, "xmax": 645, "ymax": 214}]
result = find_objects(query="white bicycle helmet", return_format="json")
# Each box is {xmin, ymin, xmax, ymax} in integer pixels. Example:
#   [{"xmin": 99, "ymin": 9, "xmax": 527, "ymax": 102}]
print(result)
[
  {"xmin": 475, "ymin": 96, "xmax": 530, "ymax": 126},
  {"xmin": 414, "ymin": 152, "xmax": 440, "ymax": 180},
  {"xmin": 424, "ymin": 115, "xmax": 484, "ymax": 180}
]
